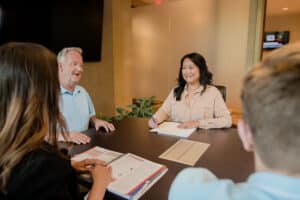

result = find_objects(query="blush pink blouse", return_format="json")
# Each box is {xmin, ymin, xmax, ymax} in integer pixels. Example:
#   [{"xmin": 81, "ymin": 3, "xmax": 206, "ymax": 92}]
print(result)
[{"xmin": 153, "ymin": 85, "xmax": 232, "ymax": 129}]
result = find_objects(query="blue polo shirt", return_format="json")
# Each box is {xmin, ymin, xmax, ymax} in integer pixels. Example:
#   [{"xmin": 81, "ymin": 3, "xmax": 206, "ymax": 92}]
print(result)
[
  {"xmin": 60, "ymin": 85, "xmax": 96, "ymax": 132},
  {"xmin": 169, "ymin": 168, "xmax": 300, "ymax": 200}
]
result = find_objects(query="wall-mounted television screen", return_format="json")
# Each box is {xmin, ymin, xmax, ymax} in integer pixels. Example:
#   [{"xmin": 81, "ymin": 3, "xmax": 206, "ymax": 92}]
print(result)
[
  {"xmin": 263, "ymin": 31, "xmax": 290, "ymax": 50},
  {"xmin": 0, "ymin": 0, "xmax": 103, "ymax": 61}
]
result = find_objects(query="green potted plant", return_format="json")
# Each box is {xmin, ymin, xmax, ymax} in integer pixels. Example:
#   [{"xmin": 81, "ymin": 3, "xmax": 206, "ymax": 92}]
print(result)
[{"xmin": 114, "ymin": 96, "xmax": 155, "ymax": 120}]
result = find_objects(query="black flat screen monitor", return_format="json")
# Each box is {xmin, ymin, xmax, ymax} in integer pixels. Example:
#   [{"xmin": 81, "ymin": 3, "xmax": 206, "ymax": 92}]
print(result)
[{"xmin": 0, "ymin": 0, "xmax": 104, "ymax": 61}]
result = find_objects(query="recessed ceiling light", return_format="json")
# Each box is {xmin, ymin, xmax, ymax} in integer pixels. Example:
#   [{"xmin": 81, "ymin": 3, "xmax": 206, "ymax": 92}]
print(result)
[
  {"xmin": 155, "ymin": 0, "xmax": 162, "ymax": 5},
  {"xmin": 282, "ymin": 7, "xmax": 289, "ymax": 11}
]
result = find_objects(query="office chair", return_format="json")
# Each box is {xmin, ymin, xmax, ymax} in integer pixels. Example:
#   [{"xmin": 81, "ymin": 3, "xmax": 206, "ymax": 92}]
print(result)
[{"xmin": 214, "ymin": 85, "xmax": 226, "ymax": 102}]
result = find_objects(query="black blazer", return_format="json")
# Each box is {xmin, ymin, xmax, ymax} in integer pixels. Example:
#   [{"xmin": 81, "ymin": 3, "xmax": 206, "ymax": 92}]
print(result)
[{"xmin": 1, "ymin": 143, "xmax": 82, "ymax": 200}]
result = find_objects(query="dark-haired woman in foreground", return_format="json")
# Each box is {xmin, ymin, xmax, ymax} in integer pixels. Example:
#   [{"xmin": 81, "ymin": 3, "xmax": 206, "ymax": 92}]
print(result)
[
  {"xmin": 0, "ymin": 42, "xmax": 112, "ymax": 199},
  {"xmin": 149, "ymin": 52, "xmax": 232, "ymax": 129}
]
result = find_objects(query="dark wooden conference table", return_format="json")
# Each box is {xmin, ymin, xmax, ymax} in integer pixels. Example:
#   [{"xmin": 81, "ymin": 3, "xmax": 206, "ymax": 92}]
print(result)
[{"xmin": 70, "ymin": 118, "xmax": 254, "ymax": 200}]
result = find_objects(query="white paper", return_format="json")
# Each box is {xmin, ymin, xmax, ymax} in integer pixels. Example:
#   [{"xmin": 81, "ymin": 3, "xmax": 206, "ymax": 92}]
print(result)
[
  {"xmin": 151, "ymin": 122, "xmax": 196, "ymax": 138},
  {"xmin": 108, "ymin": 153, "xmax": 166, "ymax": 197},
  {"xmin": 71, "ymin": 146, "xmax": 122, "ymax": 163},
  {"xmin": 159, "ymin": 139, "xmax": 210, "ymax": 166},
  {"xmin": 73, "ymin": 147, "xmax": 167, "ymax": 199}
]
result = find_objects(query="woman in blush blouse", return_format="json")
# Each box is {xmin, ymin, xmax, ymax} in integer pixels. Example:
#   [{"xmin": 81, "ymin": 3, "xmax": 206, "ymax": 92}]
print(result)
[{"xmin": 148, "ymin": 52, "xmax": 232, "ymax": 129}]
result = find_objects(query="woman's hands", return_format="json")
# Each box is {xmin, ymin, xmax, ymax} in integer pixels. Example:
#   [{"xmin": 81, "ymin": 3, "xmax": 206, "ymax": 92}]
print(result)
[
  {"xmin": 177, "ymin": 120, "xmax": 199, "ymax": 129},
  {"xmin": 148, "ymin": 117, "xmax": 159, "ymax": 128},
  {"xmin": 90, "ymin": 163, "xmax": 114, "ymax": 187},
  {"xmin": 71, "ymin": 158, "xmax": 104, "ymax": 172},
  {"xmin": 72, "ymin": 159, "xmax": 114, "ymax": 200},
  {"xmin": 71, "ymin": 158, "xmax": 114, "ymax": 184}
]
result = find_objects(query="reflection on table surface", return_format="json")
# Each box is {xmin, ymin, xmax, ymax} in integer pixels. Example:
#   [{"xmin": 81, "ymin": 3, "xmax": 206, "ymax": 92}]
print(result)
[{"xmin": 70, "ymin": 118, "xmax": 254, "ymax": 200}]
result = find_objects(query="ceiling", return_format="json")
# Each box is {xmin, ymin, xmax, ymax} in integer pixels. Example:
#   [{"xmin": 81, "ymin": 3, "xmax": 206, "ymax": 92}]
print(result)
[
  {"xmin": 266, "ymin": 0, "xmax": 300, "ymax": 16},
  {"xmin": 131, "ymin": 0, "xmax": 180, "ymax": 8},
  {"xmin": 132, "ymin": 0, "xmax": 300, "ymax": 16},
  {"xmin": 131, "ymin": 0, "xmax": 150, "ymax": 8}
]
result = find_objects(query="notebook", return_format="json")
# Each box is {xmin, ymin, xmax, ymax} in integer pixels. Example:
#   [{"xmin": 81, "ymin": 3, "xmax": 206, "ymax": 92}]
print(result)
[
  {"xmin": 72, "ymin": 147, "xmax": 168, "ymax": 200},
  {"xmin": 150, "ymin": 122, "xmax": 196, "ymax": 138}
]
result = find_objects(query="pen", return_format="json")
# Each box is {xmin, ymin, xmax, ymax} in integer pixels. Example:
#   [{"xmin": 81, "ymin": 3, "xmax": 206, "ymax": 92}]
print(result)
[
  {"xmin": 151, "ymin": 116, "xmax": 159, "ymax": 129},
  {"xmin": 105, "ymin": 154, "xmax": 125, "ymax": 166},
  {"xmin": 151, "ymin": 116, "xmax": 158, "ymax": 126},
  {"xmin": 151, "ymin": 116, "xmax": 157, "ymax": 123}
]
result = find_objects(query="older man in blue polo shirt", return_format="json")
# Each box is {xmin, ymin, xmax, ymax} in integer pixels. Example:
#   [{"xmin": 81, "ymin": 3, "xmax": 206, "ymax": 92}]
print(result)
[
  {"xmin": 169, "ymin": 43, "xmax": 300, "ymax": 199},
  {"xmin": 57, "ymin": 47, "xmax": 115, "ymax": 144}
]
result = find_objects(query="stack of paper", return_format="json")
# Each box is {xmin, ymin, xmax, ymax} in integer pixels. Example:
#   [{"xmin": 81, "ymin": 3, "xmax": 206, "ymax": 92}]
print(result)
[{"xmin": 150, "ymin": 122, "xmax": 196, "ymax": 138}]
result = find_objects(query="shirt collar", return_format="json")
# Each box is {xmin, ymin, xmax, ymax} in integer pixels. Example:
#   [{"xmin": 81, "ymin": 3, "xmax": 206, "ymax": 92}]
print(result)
[
  {"xmin": 183, "ymin": 84, "xmax": 204, "ymax": 95},
  {"xmin": 60, "ymin": 85, "xmax": 81, "ymax": 96},
  {"xmin": 247, "ymin": 172, "xmax": 300, "ymax": 198}
]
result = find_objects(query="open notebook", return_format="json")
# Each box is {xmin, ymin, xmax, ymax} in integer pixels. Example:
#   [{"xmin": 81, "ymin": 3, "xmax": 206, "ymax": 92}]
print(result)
[
  {"xmin": 72, "ymin": 147, "xmax": 168, "ymax": 200},
  {"xmin": 150, "ymin": 122, "xmax": 196, "ymax": 138}
]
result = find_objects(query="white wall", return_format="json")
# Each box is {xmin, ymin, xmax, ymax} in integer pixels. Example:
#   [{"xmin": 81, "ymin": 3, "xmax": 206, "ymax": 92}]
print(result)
[
  {"xmin": 131, "ymin": 0, "xmax": 217, "ymax": 102},
  {"xmin": 214, "ymin": 0, "xmax": 251, "ymax": 110},
  {"xmin": 81, "ymin": 0, "xmax": 261, "ymax": 115},
  {"xmin": 130, "ymin": 0, "xmax": 254, "ymax": 111}
]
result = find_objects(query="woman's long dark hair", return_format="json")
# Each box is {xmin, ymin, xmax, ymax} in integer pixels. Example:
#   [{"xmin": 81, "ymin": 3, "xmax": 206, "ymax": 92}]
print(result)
[
  {"xmin": 174, "ymin": 52, "xmax": 212, "ymax": 100},
  {"xmin": 0, "ymin": 42, "xmax": 67, "ymax": 192}
]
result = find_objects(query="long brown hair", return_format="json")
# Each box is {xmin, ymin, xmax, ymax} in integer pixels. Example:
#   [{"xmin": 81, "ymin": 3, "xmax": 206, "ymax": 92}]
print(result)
[
  {"xmin": 174, "ymin": 52, "xmax": 213, "ymax": 100},
  {"xmin": 0, "ymin": 42, "xmax": 66, "ymax": 191}
]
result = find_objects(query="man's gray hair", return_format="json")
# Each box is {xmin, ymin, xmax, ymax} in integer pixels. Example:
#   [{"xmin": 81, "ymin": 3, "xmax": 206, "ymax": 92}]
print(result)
[{"xmin": 57, "ymin": 47, "xmax": 83, "ymax": 63}]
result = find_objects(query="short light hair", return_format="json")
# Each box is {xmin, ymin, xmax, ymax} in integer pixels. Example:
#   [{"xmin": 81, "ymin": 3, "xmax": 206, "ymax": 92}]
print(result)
[
  {"xmin": 57, "ymin": 47, "xmax": 83, "ymax": 63},
  {"xmin": 242, "ymin": 43, "xmax": 300, "ymax": 173}
]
